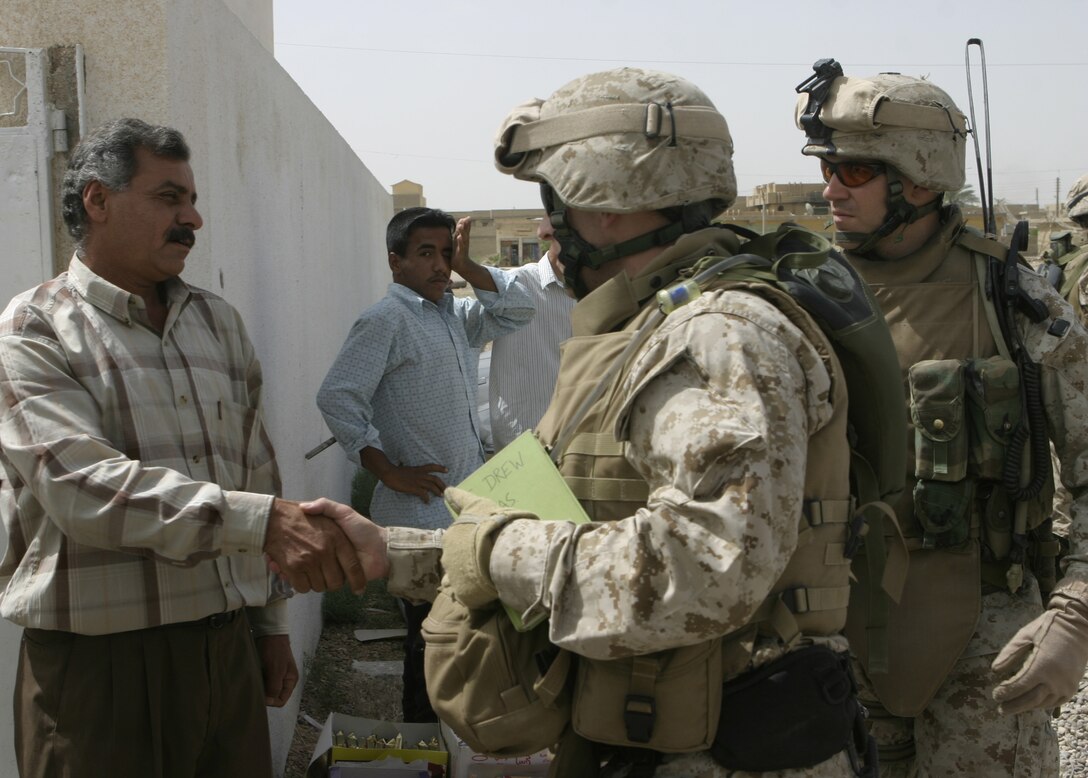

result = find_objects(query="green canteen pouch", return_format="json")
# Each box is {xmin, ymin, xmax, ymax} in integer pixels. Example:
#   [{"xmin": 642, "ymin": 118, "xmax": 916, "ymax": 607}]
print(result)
[
  {"xmin": 965, "ymin": 357, "xmax": 1020, "ymax": 481},
  {"xmin": 571, "ymin": 638, "xmax": 722, "ymax": 753},
  {"xmin": 909, "ymin": 360, "xmax": 968, "ymax": 482},
  {"xmin": 914, "ymin": 479, "xmax": 973, "ymax": 550}
]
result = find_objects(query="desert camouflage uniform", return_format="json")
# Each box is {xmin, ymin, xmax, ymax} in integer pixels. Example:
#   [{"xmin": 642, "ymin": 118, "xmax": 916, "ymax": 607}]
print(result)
[
  {"xmin": 1041, "ymin": 176, "xmax": 1088, "ymax": 530},
  {"xmin": 385, "ymin": 228, "xmax": 859, "ymax": 777},
  {"xmin": 1038, "ymin": 173, "xmax": 1088, "ymax": 271},
  {"xmin": 1047, "ymin": 230, "xmax": 1088, "ymax": 533},
  {"xmin": 844, "ymin": 206, "xmax": 1088, "ymax": 777}
]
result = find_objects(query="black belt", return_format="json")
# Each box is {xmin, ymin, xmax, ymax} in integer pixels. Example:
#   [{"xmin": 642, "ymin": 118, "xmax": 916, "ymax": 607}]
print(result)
[
  {"xmin": 171, "ymin": 610, "xmax": 241, "ymax": 629},
  {"xmin": 204, "ymin": 610, "xmax": 240, "ymax": 629}
]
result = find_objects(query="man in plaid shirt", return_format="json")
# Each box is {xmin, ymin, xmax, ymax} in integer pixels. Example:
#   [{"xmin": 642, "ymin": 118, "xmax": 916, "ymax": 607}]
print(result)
[{"xmin": 0, "ymin": 118, "xmax": 364, "ymax": 778}]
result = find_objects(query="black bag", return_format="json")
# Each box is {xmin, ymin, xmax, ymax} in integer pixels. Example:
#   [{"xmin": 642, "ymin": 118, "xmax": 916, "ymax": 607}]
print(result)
[{"xmin": 711, "ymin": 646, "xmax": 873, "ymax": 773}]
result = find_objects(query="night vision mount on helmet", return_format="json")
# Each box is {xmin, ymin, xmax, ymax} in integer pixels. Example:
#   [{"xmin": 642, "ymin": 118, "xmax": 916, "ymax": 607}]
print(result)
[{"xmin": 795, "ymin": 59, "xmax": 968, "ymax": 254}]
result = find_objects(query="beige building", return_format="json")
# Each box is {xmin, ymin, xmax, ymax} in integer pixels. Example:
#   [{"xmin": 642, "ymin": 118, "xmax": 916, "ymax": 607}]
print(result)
[
  {"xmin": 393, "ymin": 184, "xmax": 548, "ymax": 266},
  {"xmin": 396, "ymin": 181, "xmax": 1055, "ymax": 267},
  {"xmin": 392, "ymin": 178, "xmax": 426, "ymax": 211},
  {"xmin": 743, "ymin": 181, "xmax": 827, "ymax": 213},
  {"xmin": 451, "ymin": 208, "xmax": 548, "ymax": 266}
]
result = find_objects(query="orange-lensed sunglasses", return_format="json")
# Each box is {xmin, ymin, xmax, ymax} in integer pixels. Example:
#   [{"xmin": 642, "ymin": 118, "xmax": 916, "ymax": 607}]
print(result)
[{"xmin": 820, "ymin": 159, "xmax": 886, "ymax": 188}]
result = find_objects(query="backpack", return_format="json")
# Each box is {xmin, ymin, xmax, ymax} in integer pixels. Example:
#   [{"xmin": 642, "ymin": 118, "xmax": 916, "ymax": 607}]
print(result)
[{"xmin": 422, "ymin": 223, "xmax": 907, "ymax": 757}]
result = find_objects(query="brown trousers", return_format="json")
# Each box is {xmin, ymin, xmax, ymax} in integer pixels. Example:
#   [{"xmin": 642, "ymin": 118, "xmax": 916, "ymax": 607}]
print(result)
[{"xmin": 14, "ymin": 611, "xmax": 272, "ymax": 778}]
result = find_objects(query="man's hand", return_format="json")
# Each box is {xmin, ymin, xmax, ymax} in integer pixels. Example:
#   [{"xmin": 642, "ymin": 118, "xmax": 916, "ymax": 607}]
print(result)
[
  {"xmin": 256, "ymin": 634, "xmax": 298, "ymax": 707},
  {"xmin": 361, "ymin": 446, "xmax": 447, "ymax": 504},
  {"xmin": 449, "ymin": 217, "xmax": 498, "ymax": 293},
  {"xmin": 301, "ymin": 497, "xmax": 391, "ymax": 582},
  {"xmin": 992, "ymin": 586, "xmax": 1088, "ymax": 714},
  {"xmin": 451, "ymin": 216, "xmax": 472, "ymax": 276},
  {"xmin": 263, "ymin": 498, "xmax": 367, "ymax": 594},
  {"xmin": 381, "ymin": 463, "xmax": 448, "ymax": 503}
]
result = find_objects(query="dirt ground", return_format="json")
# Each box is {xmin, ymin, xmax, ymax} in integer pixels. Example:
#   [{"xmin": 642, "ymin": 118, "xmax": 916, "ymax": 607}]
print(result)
[{"xmin": 283, "ymin": 582, "xmax": 406, "ymax": 778}]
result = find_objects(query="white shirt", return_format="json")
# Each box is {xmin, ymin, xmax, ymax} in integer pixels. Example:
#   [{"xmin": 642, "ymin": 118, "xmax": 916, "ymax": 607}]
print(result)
[{"xmin": 489, "ymin": 254, "xmax": 575, "ymax": 450}]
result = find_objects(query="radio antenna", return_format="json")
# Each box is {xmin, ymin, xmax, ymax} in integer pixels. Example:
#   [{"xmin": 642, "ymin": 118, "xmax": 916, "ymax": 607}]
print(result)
[{"xmin": 965, "ymin": 38, "xmax": 995, "ymax": 236}]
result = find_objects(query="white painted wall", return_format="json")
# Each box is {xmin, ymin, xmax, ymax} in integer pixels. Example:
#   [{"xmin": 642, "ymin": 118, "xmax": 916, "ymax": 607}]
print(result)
[
  {"xmin": 0, "ymin": 1, "xmax": 390, "ymax": 774},
  {"xmin": 223, "ymin": 0, "xmax": 274, "ymax": 52}
]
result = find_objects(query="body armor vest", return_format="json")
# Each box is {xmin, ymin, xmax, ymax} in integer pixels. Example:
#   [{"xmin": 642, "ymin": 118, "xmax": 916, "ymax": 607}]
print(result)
[
  {"xmin": 844, "ymin": 208, "xmax": 1055, "ymax": 716},
  {"xmin": 535, "ymin": 234, "xmax": 855, "ymax": 743}
]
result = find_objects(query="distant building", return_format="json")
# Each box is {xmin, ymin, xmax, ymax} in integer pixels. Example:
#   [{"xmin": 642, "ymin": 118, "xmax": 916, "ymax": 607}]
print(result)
[
  {"xmin": 449, "ymin": 208, "xmax": 548, "ymax": 266},
  {"xmin": 744, "ymin": 182, "xmax": 827, "ymax": 213},
  {"xmin": 391, "ymin": 183, "xmax": 545, "ymax": 264},
  {"xmin": 398, "ymin": 180, "xmax": 1056, "ymax": 258},
  {"xmin": 392, "ymin": 179, "xmax": 426, "ymax": 211}
]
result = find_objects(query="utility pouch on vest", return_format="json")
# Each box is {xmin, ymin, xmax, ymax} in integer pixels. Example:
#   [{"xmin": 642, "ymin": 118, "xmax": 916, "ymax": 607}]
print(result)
[
  {"xmin": 978, "ymin": 482, "xmax": 1014, "ymax": 561},
  {"xmin": 911, "ymin": 360, "xmax": 972, "ymax": 549},
  {"xmin": 422, "ymin": 589, "xmax": 572, "ymax": 756},
  {"xmin": 910, "ymin": 360, "xmax": 968, "ymax": 482},
  {"xmin": 913, "ymin": 480, "xmax": 974, "ymax": 550},
  {"xmin": 710, "ymin": 646, "xmax": 866, "ymax": 772},
  {"xmin": 965, "ymin": 356, "xmax": 1020, "ymax": 481},
  {"xmin": 571, "ymin": 638, "xmax": 721, "ymax": 753}
]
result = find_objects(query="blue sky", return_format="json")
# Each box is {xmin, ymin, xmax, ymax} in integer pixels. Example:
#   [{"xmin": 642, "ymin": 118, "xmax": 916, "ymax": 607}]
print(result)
[{"xmin": 272, "ymin": 0, "xmax": 1087, "ymax": 211}]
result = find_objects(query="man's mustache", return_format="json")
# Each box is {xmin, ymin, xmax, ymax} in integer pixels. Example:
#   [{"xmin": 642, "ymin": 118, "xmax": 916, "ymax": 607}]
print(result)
[{"xmin": 167, "ymin": 227, "xmax": 196, "ymax": 247}]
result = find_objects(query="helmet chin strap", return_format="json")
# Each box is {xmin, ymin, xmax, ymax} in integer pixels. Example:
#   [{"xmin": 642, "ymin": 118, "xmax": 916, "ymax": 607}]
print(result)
[
  {"xmin": 545, "ymin": 189, "xmax": 710, "ymax": 299},
  {"xmin": 839, "ymin": 168, "xmax": 942, "ymax": 257}
]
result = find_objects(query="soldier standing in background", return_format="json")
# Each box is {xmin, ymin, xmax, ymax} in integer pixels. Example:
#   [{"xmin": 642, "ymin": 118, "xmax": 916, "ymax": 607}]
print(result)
[{"xmin": 796, "ymin": 62, "xmax": 1088, "ymax": 776}]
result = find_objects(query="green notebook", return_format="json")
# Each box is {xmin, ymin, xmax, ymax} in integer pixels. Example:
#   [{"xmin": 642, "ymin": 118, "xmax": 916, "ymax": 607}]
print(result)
[{"xmin": 447, "ymin": 430, "xmax": 589, "ymax": 630}]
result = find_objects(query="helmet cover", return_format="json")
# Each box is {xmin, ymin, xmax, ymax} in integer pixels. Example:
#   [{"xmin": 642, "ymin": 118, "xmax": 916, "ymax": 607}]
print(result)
[
  {"xmin": 494, "ymin": 68, "xmax": 736, "ymax": 213},
  {"xmin": 1067, "ymin": 174, "xmax": 1088, "ymax": 221},
  {"xmin": 796, "ymin": 73, "xmax": 967, "ymax": 192}
]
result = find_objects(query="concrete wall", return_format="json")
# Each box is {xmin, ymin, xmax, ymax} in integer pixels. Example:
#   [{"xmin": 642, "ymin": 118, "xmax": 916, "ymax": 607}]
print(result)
[
  {"xmin": 0, "ymin": 1, "xmax": 391, "ymax": 774},
  {"xmin": 223, "ymin": 0, "xmax": 274, "ymax": 52}
]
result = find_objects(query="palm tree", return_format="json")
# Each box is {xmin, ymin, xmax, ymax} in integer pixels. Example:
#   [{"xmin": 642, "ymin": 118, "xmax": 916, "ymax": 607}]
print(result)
[{"xmin": 946, "ymin": 185, "xmax": 980, "ymax": 207}]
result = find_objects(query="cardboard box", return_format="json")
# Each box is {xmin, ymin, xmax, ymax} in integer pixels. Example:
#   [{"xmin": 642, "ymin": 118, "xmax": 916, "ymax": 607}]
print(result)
[
  {"xmin": 308, "ymin": 713, "xmax": 448, "ymax": 777},
  {"xmin": 440, "ymin": 723, "xmax": 552, "ymax": 778}
]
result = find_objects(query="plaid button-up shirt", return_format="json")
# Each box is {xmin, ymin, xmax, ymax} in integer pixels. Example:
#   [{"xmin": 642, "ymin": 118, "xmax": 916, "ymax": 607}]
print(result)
[{"xmin": 0, "ymin": 256, "xmax": 286, "ymax": 636}]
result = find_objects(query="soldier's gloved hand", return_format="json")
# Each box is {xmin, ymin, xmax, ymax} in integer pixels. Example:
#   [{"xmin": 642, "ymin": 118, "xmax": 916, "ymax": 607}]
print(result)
[
  {"xmin": 992, "ymin": 580, "xmax": 1088, "ymax": 714},
  {"xmin": 440, "ymin": 487, "xmax": 514, "ymax": 609}
]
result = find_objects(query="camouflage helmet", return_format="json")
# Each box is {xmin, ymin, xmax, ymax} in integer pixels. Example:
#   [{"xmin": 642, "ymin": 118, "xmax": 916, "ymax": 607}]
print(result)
[
  {"xmin": 1066, "ymin": 174, "xmax": 1088, "ymax": 222},
  {"xmin": 494, "ymin": 67, "xmax": 737, "ymax": 213},
  {"xmin": 795, "ymin": 72, "xmax": 968, "ymax": 193}
]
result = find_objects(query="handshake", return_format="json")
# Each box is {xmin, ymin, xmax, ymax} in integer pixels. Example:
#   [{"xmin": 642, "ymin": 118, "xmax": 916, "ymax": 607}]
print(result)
[{"xmin": 262, "ymin": 497, "xmax": 388, "ymax": 594}]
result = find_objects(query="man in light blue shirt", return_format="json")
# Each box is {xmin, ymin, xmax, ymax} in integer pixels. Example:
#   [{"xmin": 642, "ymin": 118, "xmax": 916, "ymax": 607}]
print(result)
[
  {"xmin": 317, "ymin": 207, "xmax": 532, "ymax": 720},
  {"xmin": 318, "ymin": 207, "xmax": 534, "ymax": 527}
]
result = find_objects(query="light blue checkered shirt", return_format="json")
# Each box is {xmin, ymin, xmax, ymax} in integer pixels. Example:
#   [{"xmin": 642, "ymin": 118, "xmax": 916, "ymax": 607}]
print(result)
[{"xmin": 318, "ymin": 268, "xmax": 533, "ymax": 529}]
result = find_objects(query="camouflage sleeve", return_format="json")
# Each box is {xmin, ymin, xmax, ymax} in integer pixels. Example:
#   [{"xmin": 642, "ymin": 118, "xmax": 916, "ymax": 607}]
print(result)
[
  {"xmin": 385, "ymin": 526, "xmax": 444, "ymax": 602},
  {"xmin": 1016, "ymin": 271, "xmax": 1088, "ymax": 582},
  {"xmin": 489, "ymin": 290, "xmax": 836, "ymax": 660},
  {"xmin": 1078, "ymin": 271, "xmax": 1088, "ymax": 324}
]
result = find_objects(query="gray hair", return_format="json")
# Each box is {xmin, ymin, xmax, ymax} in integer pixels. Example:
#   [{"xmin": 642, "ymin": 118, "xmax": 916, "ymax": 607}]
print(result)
[{"xmin": 61, "ymin": 118, "xmax": 191, "ymax": 244}]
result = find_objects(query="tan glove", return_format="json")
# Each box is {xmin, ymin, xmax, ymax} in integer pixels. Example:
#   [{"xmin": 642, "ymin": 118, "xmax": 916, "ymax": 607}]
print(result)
[
  {"xmin": 991, "ymin": 581, "xmax": 1088, "ymax": 715},
  {"xmin": 440, "ymin": 487, "xmax": 510, "ymax": 609},
  {"xmin": 445, "ymin": 486, "xmax": 505, "ymax": 519}
]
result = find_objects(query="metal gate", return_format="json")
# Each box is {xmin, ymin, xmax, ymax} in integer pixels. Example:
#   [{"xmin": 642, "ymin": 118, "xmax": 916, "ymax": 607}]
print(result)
[{"xmin": 0, "ymin": 47, "xmax": 62, "ymax": 308}]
